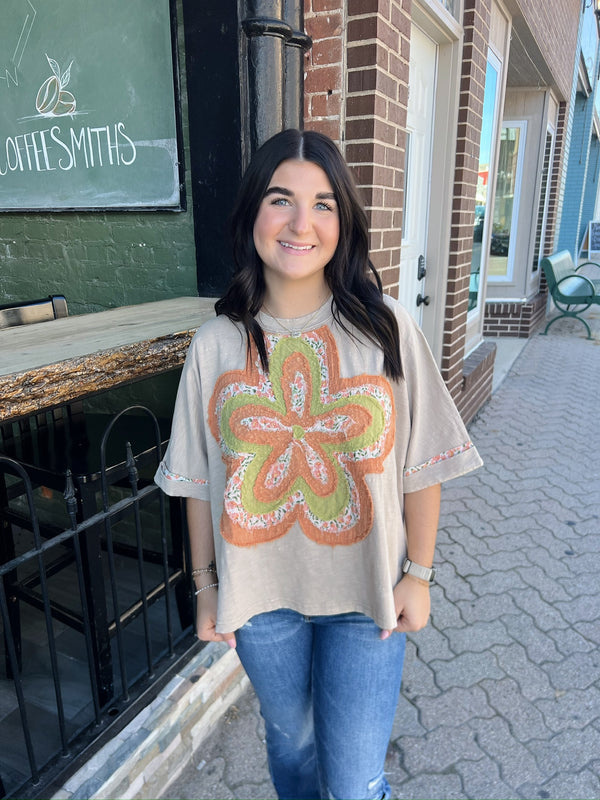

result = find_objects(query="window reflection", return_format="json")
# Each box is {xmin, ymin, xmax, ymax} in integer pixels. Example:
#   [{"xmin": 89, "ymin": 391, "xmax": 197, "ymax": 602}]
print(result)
[
  {"xmin": 469, "ymin": 58, "xmax": 499, "ymax": 312},
  {"xmin": 438, "ymin": 0, "xmax": 459, "ymax": 19},
  {"xmin": 489, "ymin": 124, "xmax": 525, "ymax": 281}
]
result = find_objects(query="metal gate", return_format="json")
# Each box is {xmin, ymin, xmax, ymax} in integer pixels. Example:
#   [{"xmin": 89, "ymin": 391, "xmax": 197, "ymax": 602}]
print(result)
[{"xmin": 0, "ymin": 407, "xmax": 197, "ymax": 799}]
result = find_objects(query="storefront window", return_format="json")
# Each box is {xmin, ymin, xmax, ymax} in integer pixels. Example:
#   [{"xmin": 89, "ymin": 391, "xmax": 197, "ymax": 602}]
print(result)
[
  {"xmin": 469, "ymin": 56, "xmax": 500, "ymax": 312},
  {"xmin": 488, "ymin": 122, "xmax": 526, "ymax": 282}
]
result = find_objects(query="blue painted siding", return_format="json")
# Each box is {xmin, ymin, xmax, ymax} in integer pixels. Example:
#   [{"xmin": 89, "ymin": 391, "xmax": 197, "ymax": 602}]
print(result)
[{"xmin": 556, "ymin": 11, "xmax": 600, "ymax": 259}]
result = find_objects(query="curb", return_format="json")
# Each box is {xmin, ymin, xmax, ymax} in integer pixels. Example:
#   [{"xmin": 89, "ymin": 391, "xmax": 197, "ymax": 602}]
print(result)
[{"xmin": 51, "ymin": 642, "xmax": 250, "ymax": 800}]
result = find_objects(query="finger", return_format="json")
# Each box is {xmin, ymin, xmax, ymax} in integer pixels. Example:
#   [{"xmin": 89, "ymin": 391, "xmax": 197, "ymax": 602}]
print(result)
[
  {"xmin": 380, "ymin": 629, "xmax": 392, "ymax": 640},
  {"xmin": 220, "ymin": 631, "xmax": 237, "ymax": 649}
]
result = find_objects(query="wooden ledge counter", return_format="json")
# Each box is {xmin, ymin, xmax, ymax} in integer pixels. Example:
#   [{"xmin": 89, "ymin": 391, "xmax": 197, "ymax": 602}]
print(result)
[{"xmin": 0, "ymin": 297, "xmax": 215, "ymax": 423}]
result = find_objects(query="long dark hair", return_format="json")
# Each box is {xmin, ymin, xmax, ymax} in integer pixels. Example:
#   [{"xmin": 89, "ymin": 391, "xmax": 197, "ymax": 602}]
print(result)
[{"xmin": 215, "ymin": 128, "xmax": 402, "ymax": 380}]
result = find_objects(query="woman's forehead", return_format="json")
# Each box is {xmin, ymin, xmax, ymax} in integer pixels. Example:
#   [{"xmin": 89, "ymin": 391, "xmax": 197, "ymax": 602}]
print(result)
[{"xmin": 268, "ymin": 159, "xmax": 334, "ymax": 191}]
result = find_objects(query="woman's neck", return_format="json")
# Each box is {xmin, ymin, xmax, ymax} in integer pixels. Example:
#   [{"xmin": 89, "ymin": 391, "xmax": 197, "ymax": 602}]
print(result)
[{"xmin": 262, "ymin": 282, "xmax": 330, "ymax": 319}]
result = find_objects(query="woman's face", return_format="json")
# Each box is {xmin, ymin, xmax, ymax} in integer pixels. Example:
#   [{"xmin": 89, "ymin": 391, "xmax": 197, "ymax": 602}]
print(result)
[{"xmin": 253, "ymin": 159, "xmax": 340, "ymax": 298}]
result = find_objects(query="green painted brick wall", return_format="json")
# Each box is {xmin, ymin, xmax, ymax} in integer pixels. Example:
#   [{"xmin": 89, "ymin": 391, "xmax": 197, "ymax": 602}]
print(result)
[{"xmin": 0, "ymin": 0, "xmax": 197, "ymax": 315}]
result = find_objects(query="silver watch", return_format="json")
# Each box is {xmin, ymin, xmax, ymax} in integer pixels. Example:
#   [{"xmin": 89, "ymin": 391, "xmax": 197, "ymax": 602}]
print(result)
[{"xmin": 402, "ymin": 558, "xmax": 436, "ymax": 583}]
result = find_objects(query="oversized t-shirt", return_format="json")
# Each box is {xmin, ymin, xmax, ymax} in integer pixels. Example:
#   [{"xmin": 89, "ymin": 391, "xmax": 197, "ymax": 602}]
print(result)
[{"xmin": 154, "ymin": 296, "xmax": 482, "ymax": 632}]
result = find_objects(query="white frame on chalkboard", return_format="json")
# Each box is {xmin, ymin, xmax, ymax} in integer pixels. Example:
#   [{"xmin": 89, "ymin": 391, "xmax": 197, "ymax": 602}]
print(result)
[{"xmin": 588, "ymin": 221, "xmax": 600, "ymax": 260}]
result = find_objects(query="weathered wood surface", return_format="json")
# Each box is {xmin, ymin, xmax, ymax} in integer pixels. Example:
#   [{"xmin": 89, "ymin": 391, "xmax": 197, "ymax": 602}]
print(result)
[{"xmin": 0, "ymin": 297, "xmax": 215, "ymax": 422}]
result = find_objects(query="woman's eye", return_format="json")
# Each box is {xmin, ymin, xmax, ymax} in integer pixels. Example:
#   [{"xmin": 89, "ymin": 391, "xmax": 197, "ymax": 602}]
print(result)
[
  {"xmin": 271, "ymin": 197, "xmax": 290, "ymax": 206},
  {"xmin": 315, "ymin": 201, "xmax": 333, "ymax": 211}
]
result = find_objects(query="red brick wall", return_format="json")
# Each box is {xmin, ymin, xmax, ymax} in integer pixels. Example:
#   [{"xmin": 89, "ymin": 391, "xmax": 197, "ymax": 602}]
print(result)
[
  {"xmin": 483, "ymin": 295, "xmax": 547, "ymax": 337},
  {"xmin": 460, "ymin": 341, "xmax": 496, "ymax": 424},
  {"xmin": 304, "ymin": 0, "xmax": 345, "ymax": 144}
]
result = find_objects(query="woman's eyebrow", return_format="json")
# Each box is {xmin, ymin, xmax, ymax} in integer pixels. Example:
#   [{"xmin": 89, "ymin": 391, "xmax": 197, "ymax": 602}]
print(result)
[
  {"xmin": 264, "ymin": 186, "xmax": 292, "ymax": 197},
  {"xmin": 264, "ymin": 186, "xmax": 336, "ymax": 201}
]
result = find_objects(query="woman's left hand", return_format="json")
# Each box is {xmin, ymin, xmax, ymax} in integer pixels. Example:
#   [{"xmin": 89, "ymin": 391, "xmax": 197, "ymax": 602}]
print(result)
[{"xmin": 380, "ymin": 575, "xmax": 431, "ymax": 639}]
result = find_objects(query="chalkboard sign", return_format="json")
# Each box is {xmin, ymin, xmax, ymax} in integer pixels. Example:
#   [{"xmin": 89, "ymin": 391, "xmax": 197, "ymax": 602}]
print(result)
[
  {"xmin": 589, "ymin": 221, "xmax": 600, "ymax": 258},
  {"xmin": 0, "ymin": 0, "xmax": 182, "ymax": 210}
]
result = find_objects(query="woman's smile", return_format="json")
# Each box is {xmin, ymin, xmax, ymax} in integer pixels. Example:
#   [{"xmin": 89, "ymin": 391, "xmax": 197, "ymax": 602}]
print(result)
[{"xmin": 278, "ymin": 240, "xmax": 316, "ymax": 252}]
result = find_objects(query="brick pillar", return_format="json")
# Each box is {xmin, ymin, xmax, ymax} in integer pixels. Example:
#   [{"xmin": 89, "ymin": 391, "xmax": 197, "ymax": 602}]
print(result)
[
  {"xmin": 344, "ymin": 0, "xmax": 410, "ymax": 295},
  {"xmin": 443, "ymin": 0, "xmax": 492, "ymax": 400}
]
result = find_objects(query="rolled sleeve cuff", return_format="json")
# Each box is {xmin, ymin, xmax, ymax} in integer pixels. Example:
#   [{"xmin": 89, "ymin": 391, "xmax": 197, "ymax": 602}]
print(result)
[
  {"xmin": 154, "ymin": 460, "xmax": 211, "ymax": 501},
  {"xmin": 403, "ymin": 441, "xmax": 483, "ymax": 492}
]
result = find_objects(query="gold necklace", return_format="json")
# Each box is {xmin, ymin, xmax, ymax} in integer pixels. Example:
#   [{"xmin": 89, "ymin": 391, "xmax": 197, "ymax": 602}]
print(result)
[{"xmin": 261, "ymin": 300, "xmax": 327, "ymax": 337}]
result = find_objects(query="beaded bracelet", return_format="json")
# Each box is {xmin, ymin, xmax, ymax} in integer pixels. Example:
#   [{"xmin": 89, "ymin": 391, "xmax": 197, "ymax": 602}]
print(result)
[
  {"xmin": 192, "ymin": 566, "xmax": 217, "ymax": 578},
  {"xmin": 194, "ymin": 582, "xmax": 219, "ymax": 596}
]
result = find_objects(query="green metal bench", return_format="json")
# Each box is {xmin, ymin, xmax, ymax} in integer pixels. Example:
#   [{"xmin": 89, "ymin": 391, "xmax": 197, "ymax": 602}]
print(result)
[{"xmin": 540, "ymin": 250, "xmax": 600, "ymax": 339}]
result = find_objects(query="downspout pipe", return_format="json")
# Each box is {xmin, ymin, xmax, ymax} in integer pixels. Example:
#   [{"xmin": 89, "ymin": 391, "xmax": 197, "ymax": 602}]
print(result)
[{"xmin": 240, "ymin": 0, "xmax": 311, "ymax": 159}]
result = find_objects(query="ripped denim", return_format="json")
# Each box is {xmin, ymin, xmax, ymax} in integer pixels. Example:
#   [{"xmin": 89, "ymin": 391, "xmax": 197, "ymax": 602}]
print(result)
[{"xmin": 235, "ymin": 609, "xmax": 406, "ymax": 800}]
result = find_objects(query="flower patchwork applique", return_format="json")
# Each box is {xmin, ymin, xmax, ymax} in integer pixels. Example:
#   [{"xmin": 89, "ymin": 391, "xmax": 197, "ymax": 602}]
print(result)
[{"xmin": 209, "ymin": 327, "xmax": 395, "ymax": 547}]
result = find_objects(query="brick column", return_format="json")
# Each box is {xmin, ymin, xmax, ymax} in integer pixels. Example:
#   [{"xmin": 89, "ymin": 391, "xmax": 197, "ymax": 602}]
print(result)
[
  {"xmin": 344, "ymin": 0, "xmax": 410, "ymax": 295},
  {"xmin": 443, "ymin": 0, "xmax": 492, "ymax": 400}
]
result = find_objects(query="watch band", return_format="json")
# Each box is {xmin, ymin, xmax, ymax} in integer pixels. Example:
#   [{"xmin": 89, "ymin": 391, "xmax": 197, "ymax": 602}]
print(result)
[{"xmin": 402, "ymin": 558, "xmax": 436, "ymax": 583}]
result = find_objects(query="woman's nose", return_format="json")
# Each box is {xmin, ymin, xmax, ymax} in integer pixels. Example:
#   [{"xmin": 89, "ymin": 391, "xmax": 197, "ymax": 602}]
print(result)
[{"xmin": 289, "ymin": 205, "xmax": 311, "ymax": 234}]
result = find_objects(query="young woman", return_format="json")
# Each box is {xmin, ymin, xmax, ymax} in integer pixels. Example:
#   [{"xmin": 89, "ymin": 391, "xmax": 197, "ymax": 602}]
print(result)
[{"xmin": 155, "ymin": 129, "xmax": 482, "ymax": 800}]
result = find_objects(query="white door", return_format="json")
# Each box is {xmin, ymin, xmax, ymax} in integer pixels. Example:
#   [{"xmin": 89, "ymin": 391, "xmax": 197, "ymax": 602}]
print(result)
[{"xmin": 398, "ymin": 25, "xmax": 437, "ymax": 326}]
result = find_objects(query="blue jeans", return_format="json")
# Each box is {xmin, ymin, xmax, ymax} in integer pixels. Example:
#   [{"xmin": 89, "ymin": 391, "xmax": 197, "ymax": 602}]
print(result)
[{"xmin": 235, "ymin": 609, "xmax": 406, "ymax": 800}]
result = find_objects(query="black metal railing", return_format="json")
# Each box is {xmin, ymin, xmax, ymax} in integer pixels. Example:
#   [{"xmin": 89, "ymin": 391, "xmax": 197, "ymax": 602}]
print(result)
[{"xmin": 0, "ymin": 407, "xmax": 197, "ymax": 799}]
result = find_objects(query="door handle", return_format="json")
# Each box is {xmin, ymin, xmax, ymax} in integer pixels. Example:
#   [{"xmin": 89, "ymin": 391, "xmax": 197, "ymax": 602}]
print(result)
[
  {"xmin": 417, "ymin": 255, "xmax": 426, "ymax": 281},
  {"xmin": 416, "ymin": 293, "xmax": 430, "ymax": 307}
]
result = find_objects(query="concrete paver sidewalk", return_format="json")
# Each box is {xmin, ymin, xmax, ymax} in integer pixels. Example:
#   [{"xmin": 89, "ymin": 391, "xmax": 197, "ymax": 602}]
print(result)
[{"xmin": 164, "ymin": 311, "xmax": 600, "ymax": 800}]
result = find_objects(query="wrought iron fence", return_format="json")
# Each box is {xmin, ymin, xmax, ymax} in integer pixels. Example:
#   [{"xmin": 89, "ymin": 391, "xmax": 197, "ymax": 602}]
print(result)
[{"xmin": 0, "ymin": 407, "xmax": 197, "ymax": 799}]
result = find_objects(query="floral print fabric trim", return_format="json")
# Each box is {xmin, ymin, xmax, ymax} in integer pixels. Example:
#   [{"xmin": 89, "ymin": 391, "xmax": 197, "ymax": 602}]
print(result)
[
  {"xmin": 209, "ymin": 327, "xmax": 395, "ymax": 547},
  {"xmin": 403, "ymin": 441, "xmax": 476, "ymax": 478},
  {"xmin": 158, "ymin": 461, "xmax": 209, "ymax": 486}
]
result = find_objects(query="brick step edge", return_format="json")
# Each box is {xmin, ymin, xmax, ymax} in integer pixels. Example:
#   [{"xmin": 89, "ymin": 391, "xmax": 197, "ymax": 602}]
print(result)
[{"xmin": 51, "ymin": 642, "xmax": 250, "ymax": 800}]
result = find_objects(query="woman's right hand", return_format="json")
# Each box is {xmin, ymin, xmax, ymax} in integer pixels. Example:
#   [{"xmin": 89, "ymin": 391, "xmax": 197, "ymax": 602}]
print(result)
[{"xmin": 196, "ymin": 588, "xmax": 236, "ymax": 649}]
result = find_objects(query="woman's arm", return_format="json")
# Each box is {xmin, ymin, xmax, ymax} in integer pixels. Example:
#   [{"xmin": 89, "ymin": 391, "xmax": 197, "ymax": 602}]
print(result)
[
  {"xmin": 381, "ymin": 482, "xmax": 441, "ymax": 639},
  {"xmin": 186, "ymin": 497, "xmax": 236, "ymax": 648}
]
